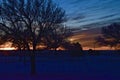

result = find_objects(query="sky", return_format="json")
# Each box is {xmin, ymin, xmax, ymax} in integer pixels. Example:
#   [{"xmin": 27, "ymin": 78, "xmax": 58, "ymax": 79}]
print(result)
[
  {"xmin": 53, "ymin": 0, "xmax": 120, "ymax": 50},
  {"xmin": 0, "ymin": 0, "xmax": 120, "ymax": 50},
  {"xmin": 54, "ymin": 0, "xmax": 120, "ymax": 30}
]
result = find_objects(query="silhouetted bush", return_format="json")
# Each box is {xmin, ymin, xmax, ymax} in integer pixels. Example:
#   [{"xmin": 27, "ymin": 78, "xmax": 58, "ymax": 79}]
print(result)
[
  {"xmin": 69, "ymin": 42, "xmax": 83, "ymax": 57},
  {"xmin": 88, "ymin": 49, "xmax": 94, "ymax": 54}
]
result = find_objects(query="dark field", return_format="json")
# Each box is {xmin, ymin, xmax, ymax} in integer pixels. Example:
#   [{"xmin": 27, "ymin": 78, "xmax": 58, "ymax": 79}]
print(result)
[{"xmin": 0, "ymin": 50, "xmax": 120, "ymax": 80}]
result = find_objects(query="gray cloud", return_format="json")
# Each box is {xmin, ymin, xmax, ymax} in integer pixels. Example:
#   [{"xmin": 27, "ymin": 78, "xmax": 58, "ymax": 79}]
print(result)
[
  {"xmin": 71, "ymin": 14, "xmax": 85, "ymax": 20},
  {"xmin": 98, "ymin": 13, "xmax": 119, "ymax": 20},
  {"xmin": 54, "ymin": 0, "xmax": 120, "ymax": 29}
]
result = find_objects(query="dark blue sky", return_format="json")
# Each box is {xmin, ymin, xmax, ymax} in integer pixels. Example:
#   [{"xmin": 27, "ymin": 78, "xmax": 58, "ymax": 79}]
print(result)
[{"xmin": 54, "ymin": 0, "xmax": 120, "ymax": 30}]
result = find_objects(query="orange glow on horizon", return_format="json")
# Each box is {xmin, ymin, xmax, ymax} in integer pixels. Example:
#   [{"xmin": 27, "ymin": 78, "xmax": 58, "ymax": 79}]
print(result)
[
  {"xmin": 0, "ymin": 42, "xmax": 112, "ymax": 51},
  {"xmin": 83, "ymin": 46, "xmax": 111, "ymax": 50},
  {"xmin": 0, "ymin": 42, "xmax": 16, "ymax": 50},
  {"xmin": 0, "ymin": 46, "xmax": 113, "ymax": 51},
  {"xmin": 0, "ymin": 47, "xmax": 16, "ymax": 50}
]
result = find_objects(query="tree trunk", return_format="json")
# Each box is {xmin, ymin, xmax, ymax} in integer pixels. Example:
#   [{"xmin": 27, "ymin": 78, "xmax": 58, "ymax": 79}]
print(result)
[
  {"xmin": 30, "ymin": 43, "xmax": 37, "ymax": 75},
  {"xmin": 30, "ymin": 51, "xmax": 36, "ymax": 75}
]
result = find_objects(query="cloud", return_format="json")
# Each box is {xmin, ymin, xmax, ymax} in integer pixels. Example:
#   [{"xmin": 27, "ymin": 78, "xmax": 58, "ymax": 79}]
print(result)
[
  {"xmin": 98, "ymin": 13, "xmax": 119, "ymax": 20},
  {"xmin": 70, "ymin": 27, "xmax": 102, "ymax": 47},
  {"xmin": 71, "ymin": 14, "xmax": 85, "ymax": 21},
  {"xmin": 69, "ymin": 0, "xmax": 85, "ymax": 5},
  {"xmin": 54, "ymin": 0, "xmax": 120, "ymax": 32}
]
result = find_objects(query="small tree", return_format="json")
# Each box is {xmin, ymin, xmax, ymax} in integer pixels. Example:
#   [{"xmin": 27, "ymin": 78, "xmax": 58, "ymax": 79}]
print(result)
[
  {"xmin": 43, "ymin": 25, "xmax": 72, "ymax": 50},
  {"xmin": 95, "ymin": 23, "xmax": 120, "ymax": 50}
]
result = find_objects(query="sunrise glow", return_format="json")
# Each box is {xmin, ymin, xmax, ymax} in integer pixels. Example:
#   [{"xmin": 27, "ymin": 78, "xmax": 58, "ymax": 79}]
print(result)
[
  {"xmin": 0, "ymin": 42, "xmax": 16, "ymax": 50},
  {"xmin": 0, "ymin": 47, "xmax": 16, "ymax": 50}
]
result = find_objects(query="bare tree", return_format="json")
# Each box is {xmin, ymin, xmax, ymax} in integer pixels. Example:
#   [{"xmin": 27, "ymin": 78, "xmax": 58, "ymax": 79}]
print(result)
[
  {"xmin": 43, "ymin": 25, "xmax": 72, "ymax": 50},
  {"xmin": 95, "ymin": 23, "xmax": 120, "ymax": 50},
  {"xmin": 0, "ymin": 0, "xmax": 66, "ymax": 74}
]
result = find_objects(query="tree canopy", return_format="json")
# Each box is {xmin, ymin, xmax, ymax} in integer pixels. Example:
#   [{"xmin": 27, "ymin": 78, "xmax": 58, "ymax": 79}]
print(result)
[
  {"xmin": 0, "ymin": 0, "xmax": 72, "ymax": 74},
  {"xmin": 95, "ymin": 23, "xmax": 120, "ymax": 49},
  {"xmin": 0, "ymin": 0, "xmax": 71, "ymax": 50}
]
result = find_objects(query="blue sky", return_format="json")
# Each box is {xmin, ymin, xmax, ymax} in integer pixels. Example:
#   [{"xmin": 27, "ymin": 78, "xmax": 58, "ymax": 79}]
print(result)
[{"xmin": 53, "ymin": 0, "xmax": 120, "ymax": 30}]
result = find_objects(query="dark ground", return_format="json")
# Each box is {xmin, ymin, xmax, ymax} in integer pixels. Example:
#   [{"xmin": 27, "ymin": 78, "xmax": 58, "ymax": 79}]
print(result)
[{"xmin": 0, "ymin": 50, "xmax": 120, "ymax": 80}]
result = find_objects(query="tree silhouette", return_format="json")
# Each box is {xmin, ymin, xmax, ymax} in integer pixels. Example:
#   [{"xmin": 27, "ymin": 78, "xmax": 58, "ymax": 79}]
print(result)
[
  {"xmin": 0, "ymin": 0, "xmax": 67, "ymax": 74},
  {"xmin": 72, "ymin": 42, "xmax": 83, "ymax": 50},
  {"xmin": 61, "ymin": 42, "xmax": 83, "ymax": 56},
  {"xmin": 95, "ymin": 23, "xmax": 120, "ymax": 49},
  {"xmin": 70, "ymin": 42, "xmax": 83, "ymax": 56},
  {"xmin": 43, "ymin": 25, "xmax": 72, "ymax": 50}
]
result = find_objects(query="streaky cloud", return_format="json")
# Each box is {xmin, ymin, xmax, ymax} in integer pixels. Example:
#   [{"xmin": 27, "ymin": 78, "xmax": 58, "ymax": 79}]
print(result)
[{"xmin": 54, "ymin": 0, "xmax": 120, "ymax": 29}]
